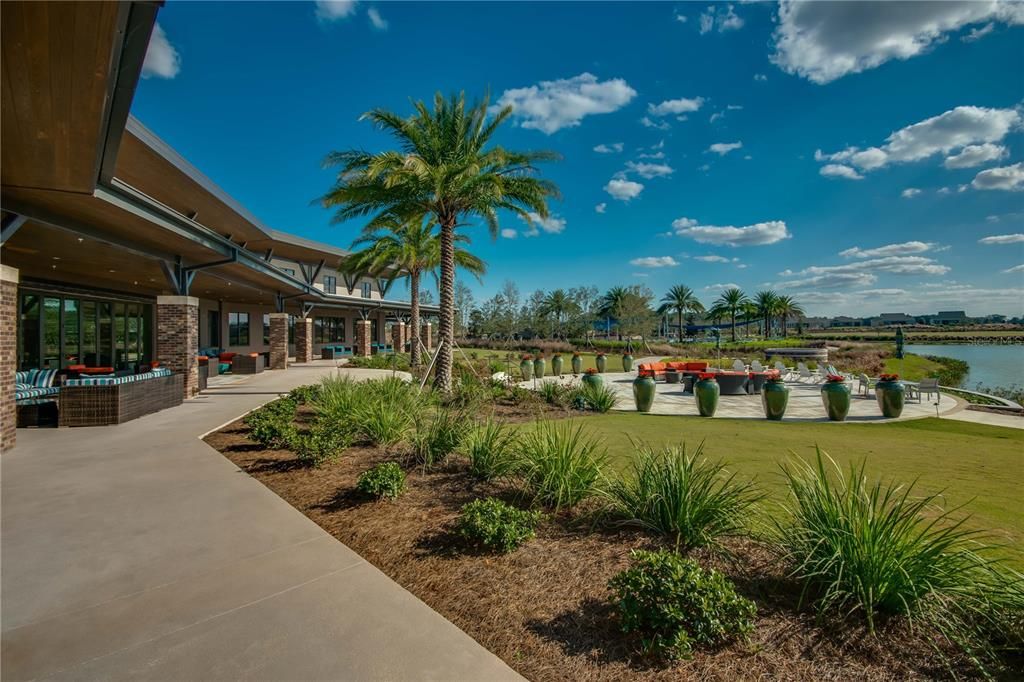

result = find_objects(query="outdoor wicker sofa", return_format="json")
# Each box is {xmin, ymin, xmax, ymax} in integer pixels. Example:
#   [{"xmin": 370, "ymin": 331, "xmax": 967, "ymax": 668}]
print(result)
[
  {"xmin": 321, "ymin": 345, "xmax": 353, "ymax": 360},
  {"xmin": 59, "ymin": 368, "xmax": 183, "ymax": 427},
  {"xmin": 231, "ymin": 353, "xmax": 264, "ymax": 374}
]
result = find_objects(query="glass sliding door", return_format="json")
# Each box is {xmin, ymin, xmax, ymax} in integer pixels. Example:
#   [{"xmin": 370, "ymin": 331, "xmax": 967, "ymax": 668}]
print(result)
[
  {"xmin": 42, "ymin": 297, "xmax": 61, "ymax": 369},
  {"xmin": 82, "ymin": 300, "xmax": 98, "ymax": 366},
  {"xmin": 99, "ymin": 302, "xmax": 113, "ymax": 367},
  {"xmin": 19, "ymin": 294, "xmax": 40, "ymax": 370}
]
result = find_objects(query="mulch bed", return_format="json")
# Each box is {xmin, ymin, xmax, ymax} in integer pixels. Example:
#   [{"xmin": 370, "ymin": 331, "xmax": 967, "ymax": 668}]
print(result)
[{"xmin": 205, "ymin": 409, "xmax": 980, "ymax": 681}]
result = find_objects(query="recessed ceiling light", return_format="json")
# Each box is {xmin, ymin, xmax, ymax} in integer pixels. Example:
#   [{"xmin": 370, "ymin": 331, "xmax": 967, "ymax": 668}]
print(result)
[
  {"xmin": 108, "ymin": 269, "xmax": 116, "ymax": 273},
  {"xmin": 52, "ymin": 256, "xmax": 60, "ymax": 260},
  {"xmin": 77, "ymin": 238, "xmax": 84, "ymax": 243}
]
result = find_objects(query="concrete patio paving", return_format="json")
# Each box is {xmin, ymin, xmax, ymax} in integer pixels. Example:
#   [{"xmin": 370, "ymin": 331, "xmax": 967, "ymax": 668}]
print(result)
[
  {"xmin": 520, "ymin": 371, "xmax": 966, "ymax": 423},
  {"xmin": 2, "ymin": 361, "xmax": 520, "ymax": 681}
]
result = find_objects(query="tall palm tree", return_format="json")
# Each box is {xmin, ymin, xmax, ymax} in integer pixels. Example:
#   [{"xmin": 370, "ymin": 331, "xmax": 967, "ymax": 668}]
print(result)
[
  {"xmin": 343, "ymin": 216, "xmax": 485, "ymax": 366},
  {"xmin": 711, "ymin": 287, "xmax": 749, "ymax": 342},
  {"xmin": 598, "ymin": 286, "xmax": 629, "ymax": 339},
  {"xmin": 753, "ymin": 289, "xmax": 779, "ymax": 338},
  {"xmin": 540, "ymin": 289, "xmax": 577, "ymax": 339},
  {"xmin": 320, "ymin": 92, "xmax": 559, "ymax": 391},
  {"xmin": 775, "ymin": 295, "xmax": 805, "ymax": 338},
  {"xmin": 742, "ymin": 301, "xmax": 759, "ymax": 337},
  {"xmin": 657, "ymin": 285, "xmax": 704, "ymax": 343}
]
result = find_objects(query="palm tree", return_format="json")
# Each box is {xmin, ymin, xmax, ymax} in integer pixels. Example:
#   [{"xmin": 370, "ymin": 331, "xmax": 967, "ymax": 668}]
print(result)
[
  {"xmin": 711, "ymin": 287, "xmax": 749, "ymax": 342},
  {"xmin": 598, "ymin": 286, "xmax": 629, "ymax": 338},
  {"xmin": 343, "ymin": 216, "xmax": 485, "ymax": 366},
  {"xmin": 320, "ymin": 92, "xmax": 559, "ymax": 391},
  {"xmin": 741, "ymin": 301, "xmax": 759, "ymax": 337},
  {"xmin": 753, "ymin": 289, "xmax": 779, "ymax": 338},
  {"xmin": 775, "ymin": 295, "xmax": 805, "ymax": 338},
  {"xmin": 540, "ymin": 289, "xmax": 577, "ymax": 339},
  {"xmin": 657, "ymin": 285, "xmax": 704, "ymax": 343}
]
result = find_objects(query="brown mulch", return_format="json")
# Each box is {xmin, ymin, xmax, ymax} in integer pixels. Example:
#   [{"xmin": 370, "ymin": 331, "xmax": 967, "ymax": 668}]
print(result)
[{"xmin": 204, "ymin": 418, "xmax": 982, "ymax": 681}]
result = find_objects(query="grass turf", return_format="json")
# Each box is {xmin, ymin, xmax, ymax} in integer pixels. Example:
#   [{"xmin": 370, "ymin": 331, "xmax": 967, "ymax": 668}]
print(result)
[{"xmin": 542, "ymin": 413, "xmax": 1024, "ymax": 561}]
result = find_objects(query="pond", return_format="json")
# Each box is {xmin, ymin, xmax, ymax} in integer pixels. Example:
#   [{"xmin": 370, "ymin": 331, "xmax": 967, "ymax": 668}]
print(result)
[{"xmin": 906, "ymin": 344, "xmax": 1024, "ymax": 390}]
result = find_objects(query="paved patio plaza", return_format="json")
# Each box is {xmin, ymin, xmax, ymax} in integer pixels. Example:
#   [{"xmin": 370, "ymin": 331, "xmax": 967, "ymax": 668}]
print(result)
[{"xmin": 519, "ymin": 372, "xmax": 966, "ymax": 423}]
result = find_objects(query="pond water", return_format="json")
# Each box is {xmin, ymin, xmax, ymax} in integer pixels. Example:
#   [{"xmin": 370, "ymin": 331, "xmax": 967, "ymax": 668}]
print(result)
[{"xmin": 906, "ymin": 344, "xmax": 1024, "ymax": 390}]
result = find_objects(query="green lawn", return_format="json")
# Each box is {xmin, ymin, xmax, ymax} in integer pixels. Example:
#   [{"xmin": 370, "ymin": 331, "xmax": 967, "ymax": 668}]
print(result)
[
  {"xmin": 882, "ymin": 353, "xmax": 945, "ymax": 381},
  {"xmin": 544, "ymin": 413, "xmax": 1024, "ymax": 561}
]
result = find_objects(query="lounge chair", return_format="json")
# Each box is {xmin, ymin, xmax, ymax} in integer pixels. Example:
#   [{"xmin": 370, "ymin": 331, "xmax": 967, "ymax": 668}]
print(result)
[
  {"xmin": 857, "ymin": 373, "xmax": 875, "ymax": 397},
  {"xmin": 732, "ymin": 359, "xmax": 746, "ymax": 372},
  {"xmin": 914, "ymin": 377, "xmax": 941, "ymax": 404},
  {"xmin": 750, "ymin": 360, "xmax": 765, "ymax": 372},
  {"xmin": 773, "ymin": 361, "xmax": 793, "ymax": 380},
  {"xmin": 797, "ymin": 364, "xmax": 818, "ymax": 383}
]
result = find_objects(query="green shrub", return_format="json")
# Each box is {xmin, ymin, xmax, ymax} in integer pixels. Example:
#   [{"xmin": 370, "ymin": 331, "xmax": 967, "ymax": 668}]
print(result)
[
  {"xmin": 457, "ymin": 497, "xmax": 543, "ymax": 553},
  {"xmin": 356, "ymin": 461, "xmax": 407, "ymax": 500},
  {"xmin": 411, "ymin": 408, "xmax": 473, "ymax": 467},
  {"xmin": 287, "ymin": 384, "xmax": 321, "ymax": 405},
  {"xmin": 353, "ymin": 401, "xmax": 415, "ymax": 447},
  {"xmin": 518, "ymin": 420, "xmax": 607, "ymax": 511},
  {"xmin": 539, "ymin": 381, "xmax": 567, "ymax": 406},
  {"xmin": 343, "ymin": 377, "xmax": 431, "ymax": 447},
  {"xmin": 567, "ymin": 384, "xmax": 618, "ymax": 412},
  {"xmin": 347, "ymin": 353, "xmax": 411, "ymax": 370},
  {"xmin": 290, "ymin": 419, "xmax": 350, "ymax": 467},
  {"xmin": 606, "ymin": 442, "xmax": 763, "ymax": 551},
  {"xmin": 775, "ymin": 449, "xmax": 1016, "ymax": 651},
  {"xmin": 245, "ymin": 398, "xmax": 298, "ymax": 448},
  {"xmin": 444, "ymin": 376, "xmax": 491, "ymax": 411},
  {"xmin": 463, "ymin": 419, "xmax": 520, "ymax": 480},
  {"xmin": 608, "ymin": 549, "xmax": 756, "ymax": 661}
]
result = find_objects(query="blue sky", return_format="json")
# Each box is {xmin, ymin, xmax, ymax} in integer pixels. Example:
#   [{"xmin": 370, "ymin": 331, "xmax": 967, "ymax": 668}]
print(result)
[{"xmin": 133, "ymin": 1, "xmax": 1024, "ymax": 317}]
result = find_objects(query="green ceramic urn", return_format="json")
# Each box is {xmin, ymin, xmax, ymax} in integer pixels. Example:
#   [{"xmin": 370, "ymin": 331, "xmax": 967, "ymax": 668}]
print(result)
[
  {"xmin": 820, "ymin": 380, "xmax": 851, "ymax": 421},
  {"xmin": 632, "ymin": 375, "xmax": 656, "ymax": 412},
  {"xmin": 875, "ymin": 379, "xmax": 905, "ymax": 418},
  {"xmin": 551, "ymin": 355, "xmax": 563, "ymax": 376},
  {"xmin": 571, "ymin": 355, "xmax": 582, "ymax": 375},
  {"xmin": 695, "ymin": 377, "xmax": 719, "ymax": 417},
  {"xmin": 582, "ymin": 372, "xmax": 603, "ymax": 390},
  {"xmin": 622, "ymin": 354, "xmax": 634, "ymax": 372},
  {"xmin": 596, "ymin": 355, "xmax": 607, "ymax": 373},
  {"xmin": 761, "ymin": 378, "xmax": 790, "ymax": 420},
  {"xmin": 519, "ymin": 359, "xmax": 533, "ymax": 381},
  {"xmin": 533, "ymin": 357, "xmax": 546, "ymax": 379}
]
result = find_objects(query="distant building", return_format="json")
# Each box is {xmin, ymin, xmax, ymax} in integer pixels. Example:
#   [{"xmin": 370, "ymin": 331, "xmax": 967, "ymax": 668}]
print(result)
[
  {"xmin": 871, "ymin": 313, "xmax": 916, "ymax": 327},
  {"xmin": 803, "ymin": 316, "xmax": 830, "ymax": 330},
  {"xmin": 830, "ymin": 315, "xmax": 866, "ymax": 328},
  {"xmin": 927, "ymin": 310, "xmax": 969, "ymax": 325}
]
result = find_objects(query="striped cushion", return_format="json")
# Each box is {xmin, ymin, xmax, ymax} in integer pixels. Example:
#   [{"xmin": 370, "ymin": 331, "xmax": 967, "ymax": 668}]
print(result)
[
  {"xmin": 65, "ymin": 369, "xmax": 173, "ymax": 387},
  {"xmin": 16, "ymin": 386, "xmax": 59, "ymax": 401},
  {"xmin": 16, "ymin": 369, "xmax": 38, "ymax": 385},
  {"xmin": 33, "ymin": 369, "xmax": 58, "ymax": 388}
]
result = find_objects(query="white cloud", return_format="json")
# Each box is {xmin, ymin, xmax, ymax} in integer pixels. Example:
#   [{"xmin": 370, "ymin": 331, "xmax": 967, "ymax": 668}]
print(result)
[
  {"xmin": 771, "ymin": 0, "xmax": 1024, "ymax": 84},
  {"xmin": 709, "ymin": 112, "xmax": 725, "ymax": 124},
  {"xmin": 1003, "ymin": 264, "xmax": 1024, "ymax": 273},
  {"xmin": 779, "ymin": 272, "xmax": 878, "ymax": 289},
  {"xmin": 817, "ymin": 106, "xmax": 1021, "ymax": 175},
  {"xmin": 840, "ymin": 241, "xmax": 938, "ymax": 258},
  {"xmin": 367, "ymin": 7, "xmax": 388, "ymax": 30},
  {"xmin": 754, "ymin": 73, "xmax": 768, "ymax": 82},
  {"xmin": 593, "ymin": 143, "xmax": 624, "ymax": 154},
  {"xmin": 694, "ymin": 255, "xmax": 739, "ymax": 263},
  {"xmin": 142, "ymin": 23, "xmax": 181, "ymax": 79},
  {"xmin": 857, "ymin": 288, "xmax": 908, "ymax": 296},
  {"xmin": 521, "ymin": 212, "xmax": 566, "ymax": 235},
  {"xmin": 901, "ymin": 188, "xmax": 922, "ymax": 199},
  {"xmin": 782, "ymin": 255, "xmax": 951, "ymax": 283},
  {"xmin": 630, "ymin": 256, "xmax": 679, "ymax": 268},
  {"xmin": 494, "ymin": 73, "xmax": 637, "ymax": 134},
  {"xmin": 972, "ymin": 162, "xmax": 1024, "ymax": 191},
  {"xmin": 594, "ymin": 203, "xmax": 607, "ymax": 214},
  {"xmin": 673, "ymin": 218, "xmax": 791, "ymax": 247},
  {"xmin": 648, "ymin": 97, "xmax": 705, "ymax": 116},
  {"xmin": 944, "ymin": 143, "xmax": 1009, "ymax": 168},
  {"xmin": 703, "ymin": 282, "xmax": 741, "ymax": 291},
  {"xmin": 624, "ymin": 161, "xmax": 674, "ymax": 179},
  {"xmin": 315, "ymin": 0, "xmax": 357, "ymax": 21},
  {"xmin": 675, "ymin": 11, "xmax": 687, "ymax": 23},
  {"xmin": 604, "ymin": 178, "xmax": 645, "ymax": 201},
  {"xmin": 727, "ymin": 104, "xmax": 744, "ymax": 111},
  {"xmin": 979, "ymin": 233, "xmax": 1024, "ymax": 244},
  {"xmin": 500, "ymin": 228, "xmax": 517, "ymax": 239},
  {"xmin": 638, "ymin": 151, "xmax": 666, "ymax": 160},
  {"xmin": 820, "ymin": 164, "xmax": 864, "ymax": 180},
  {"xmin": 640, "ymin": 116, "xmax": 671, "ymax": 131},
  {"xmin": 709, "ymin": 141, "xmax": 743, "ymax": 155},
  {"xmin": 700, "ymin": 4, "xmax": 744, "ymax": 34},
  {"xmin": 963, "ymin": 22, "xmax": 996, "ymax": 41}
]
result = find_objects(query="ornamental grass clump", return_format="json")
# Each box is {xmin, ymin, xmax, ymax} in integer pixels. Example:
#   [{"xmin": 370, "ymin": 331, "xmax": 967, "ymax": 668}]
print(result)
[
  {"xmin": 775, "ymin": 449, "xmax": 1023, "ymax": 670},
  {"xmin": 518, "ymin": 420, "xmax": 607, "ymax": 511},
  {"xmin": 462, "ymin": 418, "xmax": 520, "ymax": 481},
  {"xmin": 609, "ymin": 549, "xmax": 757, "ymax": 661},
  {"xmin": 457, "ymin": 497, "xmax": 543, "ymax": 553},
  {"xmin": 606, "ymin": 441, "xmax": 763, "ymax": 552},
  {"xmin": 348, "ymin": 377, "xmax": 431, "ymax": 447},
  {"xmin": 356, "ymin": 461, "xmax": 406, "ymax": 500},
  {"xmin": 411, "ymin": 407, "xmax": 473, "ymax": 467}
]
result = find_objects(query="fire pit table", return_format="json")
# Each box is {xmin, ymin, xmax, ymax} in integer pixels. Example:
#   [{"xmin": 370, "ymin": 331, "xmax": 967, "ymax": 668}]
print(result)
[{"xmin": 715, "ymin": 371, "xmax": 750, "ymax": 395}]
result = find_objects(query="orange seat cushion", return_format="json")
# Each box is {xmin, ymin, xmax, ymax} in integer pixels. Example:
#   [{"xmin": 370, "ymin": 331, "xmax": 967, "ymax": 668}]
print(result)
[{"xmin": 219, "ymin": 352, "xmax": 237, "ymax": 362}]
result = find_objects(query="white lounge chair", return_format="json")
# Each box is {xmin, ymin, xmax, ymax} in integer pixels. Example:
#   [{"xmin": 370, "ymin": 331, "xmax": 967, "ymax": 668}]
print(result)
[
  {"xmin": 915, "ymin": 377, "xmax": 941, "ymax": 404},
  {"xmin": 857, "ymin": 373, "xmax": 875, "ymax": 397},
  {"xmin": 797, "ymin": 364, "xmax": 817, "ymax": 382},
  {"xmin": 774, "ymin": 361, "xmax": 793, "ymax": 379},
  {"xmin": 750, "ymin": 360, "xmax": 765, "ymax": 372},
  {"xmin": 732, "ymin": 359, "xmax": 747, "ymax": 372}
]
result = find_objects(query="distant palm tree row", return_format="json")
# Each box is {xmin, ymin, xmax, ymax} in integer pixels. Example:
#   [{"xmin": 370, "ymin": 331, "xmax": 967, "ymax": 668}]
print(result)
[{"xmin": 704, "ymin": 287, "xmax": 805, "ymax": 341}]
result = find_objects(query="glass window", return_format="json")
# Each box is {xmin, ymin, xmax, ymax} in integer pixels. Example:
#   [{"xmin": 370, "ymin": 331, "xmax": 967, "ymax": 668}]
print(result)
[
  {"xmin": 126, "ymin": 303, "xmax": 139, "ymax": 363},
  {"xmin": 82, "ymin": 300, "xmax": 97, "ymax": 366},
  {"xmin": 114, "ymin": 302, "xmax": 126, "ymax": 368},
  {"xmin": 324, "ymin": 275, "xmax": 337, "ymax": 295},
  {"xmin": 208, "ymin": 310, "xmax": 220, "ymax": 348},
  {"xmin": 19, "ymin": 294, "xmax": 40, "ymax": 370},
  {"xmin": 99, "ymin": 303, "xmax": 113, "ymax": 367},
  {"xmin": 314, "ymin": 317, "xmax": 324, "ymax": 344},
  {"xmin": 42, "ymin": 297, "xmax": 61, "ymax": 369},
  {"xmin": 263, "ymin": 313, "xmax": 270, "ymax": 346},
  {"xmin": 361, "ymin": 281, "xmax": 371, "ymax": 299},
  {"xmin": 288, "ymin": 315, "xmax": 295, "ymax": 344},
  {"xmin": 62, "ymin": 299, "xmax": 79, "ymax": 366},
  {"xmin": 229, "ymin": 312, "xmax": 250, "ymax": 346}
]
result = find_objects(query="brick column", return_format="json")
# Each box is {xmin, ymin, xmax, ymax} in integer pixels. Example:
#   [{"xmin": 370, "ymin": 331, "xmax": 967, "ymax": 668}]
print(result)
[
  {"xmin": 355, "ymin": 320, "xmax": 371, "ymax": 357},
  {"xmin": 391, "ymin": 322, "xmax": 406, "ymax": 353},
  {"xmin": 294, "ymin": 316, "xmax": 313, "ymax": 363},
  {"xmin": 268, "ymin": 313, "xmax": 289, "ymax": 370},
  {"xmin": 1, "ymin": 266, "xmax": 18, "ymax": 453},
  {"xmin": 156, "ymin": 295, "xmax": 200, "ymax": 399},
  {"xmin": 421, "ymin": 322, "xmax": 433, "ymax": 352}
]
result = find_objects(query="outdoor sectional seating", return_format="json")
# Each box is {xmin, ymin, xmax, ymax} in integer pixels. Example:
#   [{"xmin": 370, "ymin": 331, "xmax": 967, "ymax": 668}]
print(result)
[
  {"xmin": 59, "ymin": 368, "xmax": 183, "ymax": 427},
  {"xmin": 637, "ymin": 361, "xmax": 709, "ymax": 379},
  {"xmin": 231, "ymin": 353, "xmax": 264, "ymax": 374},
  {"xmin": 321, "ymin": 345, "xmax": 353, "ymax": 360}
]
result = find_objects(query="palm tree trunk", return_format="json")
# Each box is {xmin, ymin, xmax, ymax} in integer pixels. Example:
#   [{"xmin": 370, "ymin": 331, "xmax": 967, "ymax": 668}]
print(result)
[
  {"xmin": 677, "ymin": 309, "xmax": 683, "ymax": 343},
  {"xmin": 730, "ymin": 309, "xmax": 737, "ymax": 342},
  {"xmin": 433, "ymin": 219, "xmax": 455, "ymax": 392},
  {"xmin": 409, "ymin": 269, "xmax": 421, "ymax": 367}
]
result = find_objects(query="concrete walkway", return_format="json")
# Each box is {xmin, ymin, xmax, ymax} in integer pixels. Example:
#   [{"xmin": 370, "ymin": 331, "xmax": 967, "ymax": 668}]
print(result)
[{"xmin": 2, "ymin": 361, "xmax": 519, "ymax": 681}]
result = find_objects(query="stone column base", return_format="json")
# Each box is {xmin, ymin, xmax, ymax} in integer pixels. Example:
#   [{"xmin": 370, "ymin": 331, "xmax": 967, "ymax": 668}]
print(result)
[
  {"xmin": 269, "ymin": 313, "xmax": 289, "ymax": 370},
  {"xmin": 156, "ymin": 295, "xmax": 200, "ymax": 399},
  {"xmin": 295, "ymin": 316, "xmax": 313, "ymax": 363}
]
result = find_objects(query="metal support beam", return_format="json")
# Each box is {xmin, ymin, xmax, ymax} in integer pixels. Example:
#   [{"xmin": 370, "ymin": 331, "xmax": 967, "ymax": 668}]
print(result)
[
  {"xmin": 275, "ymin": 292, "xmax": 285, "ymax": 313},
  {"xmin": 342, "ymin": 273, "xmax": 359, "ymax": 295},
  {"xmin": 182, "ymin": 252, "xmax": 238, "ymax": 276},
  {"xmin": 263, "ymin": 248, "xmax": 274, "ymax": 261},
  {"xmin": 302, "ymin": 302, "xmax": 315, "ymax": 318},
  {"xmin": 160, "ymin": 256, "xmax": 191, "ymax": 295},
  {"xmin": 310, "ymin": 259, "xmax": 326, "ymax": 285},
  {"xmin": 1, "ymin": 214, "xmax": 28, "ymax": 244},
  {"xmin": 377, "ymin": 277, "xmax": 395, "ymax": 298}
]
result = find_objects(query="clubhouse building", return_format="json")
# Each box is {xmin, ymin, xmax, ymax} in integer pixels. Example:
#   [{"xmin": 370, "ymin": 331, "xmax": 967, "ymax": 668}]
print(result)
[{"xmin": 1, "ymin": 1, "xmax": 434, "ymax": 451}]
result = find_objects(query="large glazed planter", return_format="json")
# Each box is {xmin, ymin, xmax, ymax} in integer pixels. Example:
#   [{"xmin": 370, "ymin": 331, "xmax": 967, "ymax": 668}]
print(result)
[
  {"xmin": 875, "ymin": 379, "xmax": 905, "ymax": 418},
  {"xmin": 582, "ymin": 373, "xmax": 603, "ymax": 390},
  {"xmin": 632, "ymin": 375, "xmax": 656, "ymax": 412},
  {"xmin": 695, "ymin": 378, "xmax": 720, "ymax": 417},
  {"xmin": 571, "ymin": 355, "xmax": 582, "ymax": 375},
  {"xmin": 761, "ymin": 379, "xmax": 790, "ymax": 420},
  {"xmin": 551, "ymin": 355, "xmax": 563, "ymax": 376},
  {"xmin": 820, "ymin": 381, "xmax": 851, "ymax": 421},
  {"xmin": 533, "ymin": 358, "xmax": 546, "ymax": 379},
  {"xmin": 622, "ymin": 354, "xmax": 634, "ymax": 372},
  {"xmin": 596, "ymin": 355, "xmax": 607, "ymax": 373},
  {"xmin": 519, "ymin": 359, "xmax": 533, "ymax": 381}
]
